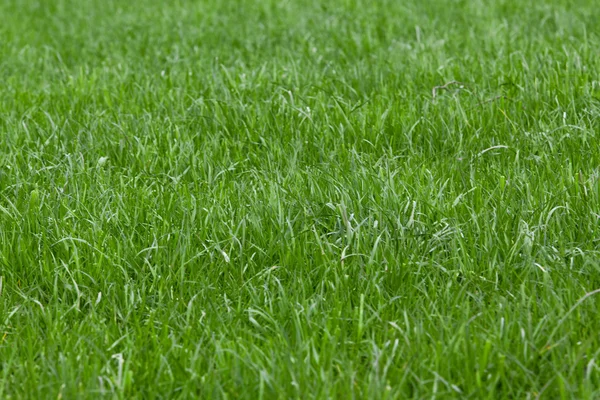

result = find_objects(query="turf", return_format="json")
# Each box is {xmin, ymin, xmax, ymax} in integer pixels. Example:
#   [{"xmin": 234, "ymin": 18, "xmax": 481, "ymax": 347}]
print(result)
[{"xmin": 1, "ymin": 0, "xmax": 600, "ymax": 398}]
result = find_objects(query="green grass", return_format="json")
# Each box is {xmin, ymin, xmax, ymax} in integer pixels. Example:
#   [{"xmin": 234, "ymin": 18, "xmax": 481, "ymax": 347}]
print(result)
[{"xmin": 1, "ymin": 0, "xmax": 600, "ymax": 398}]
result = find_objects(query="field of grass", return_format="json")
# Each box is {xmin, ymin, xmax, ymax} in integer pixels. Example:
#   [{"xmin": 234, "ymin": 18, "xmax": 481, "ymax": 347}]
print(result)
[{"xmin": 1, "ymin": 0, "xmax": 600, "ymax": 398}]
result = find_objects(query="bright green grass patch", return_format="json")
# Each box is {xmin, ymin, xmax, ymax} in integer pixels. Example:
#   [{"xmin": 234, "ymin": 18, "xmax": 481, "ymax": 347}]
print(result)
[{"xmin": 1, "ymin": 0, "xmax": 600, "ymax": 398}]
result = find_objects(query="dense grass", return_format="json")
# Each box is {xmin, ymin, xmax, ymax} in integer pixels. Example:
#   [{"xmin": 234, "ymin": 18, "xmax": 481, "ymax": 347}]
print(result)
[{"xmin": 1, "ymin": 0, "xmax": 600, "ymax": 398}]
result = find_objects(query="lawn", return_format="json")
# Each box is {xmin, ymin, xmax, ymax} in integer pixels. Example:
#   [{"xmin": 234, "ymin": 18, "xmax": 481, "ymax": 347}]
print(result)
[{"xmin": 1, "ymin": 0, "xmax": 600, "ymax": 398}]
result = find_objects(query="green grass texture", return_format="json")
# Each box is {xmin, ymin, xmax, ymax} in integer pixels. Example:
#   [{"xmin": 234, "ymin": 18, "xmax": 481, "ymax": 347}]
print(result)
[{"xmin": 1, "ymin": 0, "xmax": 600, "ymax": 398}]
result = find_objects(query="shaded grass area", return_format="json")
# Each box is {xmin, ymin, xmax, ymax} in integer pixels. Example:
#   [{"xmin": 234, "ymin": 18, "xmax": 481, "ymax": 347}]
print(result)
[{"xmin": 1, "ymin": 0, "xmax": 600, "ymax": 398}]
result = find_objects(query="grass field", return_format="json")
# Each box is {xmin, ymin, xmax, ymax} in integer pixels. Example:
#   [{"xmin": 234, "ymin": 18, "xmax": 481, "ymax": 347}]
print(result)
[{"xmin": 1, "ymin": 0, "xmax": 600, "ymax": 398}]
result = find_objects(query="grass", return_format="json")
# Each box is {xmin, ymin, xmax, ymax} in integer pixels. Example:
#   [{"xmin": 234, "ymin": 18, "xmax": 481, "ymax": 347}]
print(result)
[{"xmin": 1, "ymin": 0, "xmax": 600, "ymax": 398}]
